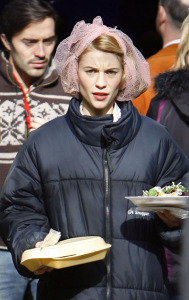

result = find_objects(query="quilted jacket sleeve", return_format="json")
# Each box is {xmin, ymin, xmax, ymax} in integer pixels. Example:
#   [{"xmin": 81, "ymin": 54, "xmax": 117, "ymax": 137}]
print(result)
[
  {"xmin": 0, "ymin": 141, "xmax": 50, "ymax": 277},
  {"xmin": 153, "ymin": 132, "xmax": 189, "ymax": 252}
]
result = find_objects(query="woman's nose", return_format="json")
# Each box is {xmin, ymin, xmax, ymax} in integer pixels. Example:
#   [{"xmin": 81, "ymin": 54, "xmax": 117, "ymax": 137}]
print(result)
[{"xmin": 95, "ymin": 72, "xmax": 107, "ymax": 89}]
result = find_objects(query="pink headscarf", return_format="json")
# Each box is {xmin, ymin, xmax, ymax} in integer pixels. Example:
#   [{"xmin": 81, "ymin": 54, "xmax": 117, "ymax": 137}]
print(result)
[{"xmin": 54, "ymin": 16, "xmax": 150, "ymax": 101}]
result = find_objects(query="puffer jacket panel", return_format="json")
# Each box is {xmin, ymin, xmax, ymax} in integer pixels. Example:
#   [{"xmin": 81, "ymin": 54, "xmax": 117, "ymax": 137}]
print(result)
[{"xmin": 0, "ymin": 99, "xmax": 189, "ymax": 300}]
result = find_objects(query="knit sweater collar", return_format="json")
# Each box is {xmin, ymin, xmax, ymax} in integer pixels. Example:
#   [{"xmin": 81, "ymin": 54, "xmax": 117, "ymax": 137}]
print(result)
[{"xmin": 0, "ymin": 51, "xmax": 59, "ymax": 88}]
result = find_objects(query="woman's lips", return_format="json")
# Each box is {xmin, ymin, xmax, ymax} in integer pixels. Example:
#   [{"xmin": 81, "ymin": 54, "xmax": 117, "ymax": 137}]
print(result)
[{"xmin": 93, "ymin": 93, "xmax": 109, "ymax": 101}]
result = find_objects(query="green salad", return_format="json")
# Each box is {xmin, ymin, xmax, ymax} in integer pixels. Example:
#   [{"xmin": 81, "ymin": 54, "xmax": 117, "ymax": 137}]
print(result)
[{"xmin": 143, "ymin": 182, "xmax": 188, "ymax": 197}]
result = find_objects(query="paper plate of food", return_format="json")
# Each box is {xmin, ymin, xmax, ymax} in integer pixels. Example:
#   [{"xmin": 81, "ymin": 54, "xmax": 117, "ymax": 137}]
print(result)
[
  {"xmin": 126, "ymin": 196, "xmax": 188, "ymax": 208},
  {"xmin": 125, "ymin": 182, "xmax": 189, "ymax": 218},
  {"xmin": 135, "ymin": 206, "xmax": 189, "ymax": 219},
  {"xmin": 21, "ymin": 236, "xmax": 111, "ymax": 272}
]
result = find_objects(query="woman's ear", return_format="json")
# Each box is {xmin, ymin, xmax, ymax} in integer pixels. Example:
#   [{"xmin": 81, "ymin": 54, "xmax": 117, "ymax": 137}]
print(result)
[{"xmin": 1, "ymin": 34, "xmax": 11, "ymax": 51}]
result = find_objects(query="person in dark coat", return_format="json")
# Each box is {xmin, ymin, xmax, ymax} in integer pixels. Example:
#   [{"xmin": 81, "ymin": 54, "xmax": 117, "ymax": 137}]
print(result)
[
  {"xmin": 147, "ymin": 15, "xmax": 189, "ymax": 300},
  {"xmin": 147, "ymin": 68, "xmax": 189, "ymax": 156},
  {"xmin": 0, "ymin": 16, "xmax": 189, "ymax": 300}
]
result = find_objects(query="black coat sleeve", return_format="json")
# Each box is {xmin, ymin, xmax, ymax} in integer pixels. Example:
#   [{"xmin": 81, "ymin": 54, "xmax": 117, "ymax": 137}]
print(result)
[{"xmin": 0, "ymin": 141, "xmax": 50, "ymax": 277}]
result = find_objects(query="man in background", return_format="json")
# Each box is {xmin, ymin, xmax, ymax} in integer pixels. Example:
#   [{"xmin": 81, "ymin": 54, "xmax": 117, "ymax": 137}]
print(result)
[
  {"xmin": 0, "ymin": 0, "xmax": 70, "ymax": 299},
  {"xmin": 132, "ymin": 0, "xmax": 189, "ymax": 115}
]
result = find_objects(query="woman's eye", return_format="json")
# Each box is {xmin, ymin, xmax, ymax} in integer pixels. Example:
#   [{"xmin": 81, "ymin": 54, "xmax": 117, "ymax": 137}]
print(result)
[
  {"xmin": 107, "ymin": 70, "xmax": 117, "ymax": 75},
  {"xmin": 86, "ymin": 70, "xmax": 95, "ymax": 74}
]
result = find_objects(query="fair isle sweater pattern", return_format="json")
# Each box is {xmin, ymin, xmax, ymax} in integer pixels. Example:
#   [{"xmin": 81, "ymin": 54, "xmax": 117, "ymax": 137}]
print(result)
[{"xmin": 0, "ymin": 91, "xmax": 69, "ymax": 148}]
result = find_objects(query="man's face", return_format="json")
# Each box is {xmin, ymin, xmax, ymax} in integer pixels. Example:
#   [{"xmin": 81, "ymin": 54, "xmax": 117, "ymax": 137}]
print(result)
[{"xmin": 6, "ymin": 17, "xmax": 56, "ymax": 84}]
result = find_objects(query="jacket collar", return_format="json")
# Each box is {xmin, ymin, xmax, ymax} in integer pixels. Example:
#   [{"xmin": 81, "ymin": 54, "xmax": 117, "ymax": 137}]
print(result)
[
  {"xmin": 154, "ymin": 68, "xmax": 189, "ymax": 98},
  {"xmin": 67, "ymin": 98, "xmax": 141, "ymax": 149},
  {"xmin": 154, "ymin": 68, "xmax": 189, "ymax": 121}
]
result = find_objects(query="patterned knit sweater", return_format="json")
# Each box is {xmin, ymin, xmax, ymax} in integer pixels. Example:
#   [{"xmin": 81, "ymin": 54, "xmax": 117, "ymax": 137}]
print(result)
[{"xmin": 0, "ymin": 52, "xmax": 71, "ymax": 248}]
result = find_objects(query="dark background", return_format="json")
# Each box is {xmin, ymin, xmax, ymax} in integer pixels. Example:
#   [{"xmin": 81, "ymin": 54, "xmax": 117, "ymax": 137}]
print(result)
[{"xmin": 0, "ymin": 0, "xmax": 162, "ymax": 58}]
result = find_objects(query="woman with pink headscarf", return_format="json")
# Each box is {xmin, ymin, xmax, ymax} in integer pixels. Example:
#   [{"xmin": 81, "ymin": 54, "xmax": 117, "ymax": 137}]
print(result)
[{"xmin": 0, "ymin": 16, "xmax": 189, "ymax": 300}]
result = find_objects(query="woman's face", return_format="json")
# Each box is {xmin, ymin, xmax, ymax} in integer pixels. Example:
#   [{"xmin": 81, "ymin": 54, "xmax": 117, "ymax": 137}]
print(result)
[{"xmin": 78, "ymin": 48, "xmax": 123, "ymax": 116}]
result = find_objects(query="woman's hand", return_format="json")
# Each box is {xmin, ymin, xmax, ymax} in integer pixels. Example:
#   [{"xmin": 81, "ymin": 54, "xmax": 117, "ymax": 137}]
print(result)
[
  {"xmin": 30, "ymin": 117, "xmax": 47, "ymax": 132},
  {"xmin": 34, "ymin": 241, "xmax": 53, "ymax": 275},
  {"xmin": 156, "ymin": 209, "xmax": 181, "ymax": 228}
]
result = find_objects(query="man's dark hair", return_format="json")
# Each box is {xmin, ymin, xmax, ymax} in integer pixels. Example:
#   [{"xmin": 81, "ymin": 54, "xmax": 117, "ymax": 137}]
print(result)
[
  {"xmin": 0, "ymin": 0, "xmax": 58, "ymax": 45},
  {"xmin": 159, "ymin": 0, "xmax": 189, "ymax": 29}
]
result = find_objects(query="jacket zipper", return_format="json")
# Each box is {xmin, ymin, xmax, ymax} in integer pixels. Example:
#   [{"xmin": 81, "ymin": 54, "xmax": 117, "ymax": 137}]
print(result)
[{"xmin": 103, "ymin": 146, "xmax": 113, "ymax": 300}]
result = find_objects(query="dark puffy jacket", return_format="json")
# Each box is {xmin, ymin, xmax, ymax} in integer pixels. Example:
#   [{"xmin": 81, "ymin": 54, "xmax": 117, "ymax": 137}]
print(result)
[
  {"xmin": 147, "ymin": 68, "xmax": 189, "ymax": 298},
  {"xmin": 0, "ymin": 98, "xmax": 189, "ymax": 300},
  {"xmin": 147, "ymin": 68, "xmax": 189, "ymax": 157}
]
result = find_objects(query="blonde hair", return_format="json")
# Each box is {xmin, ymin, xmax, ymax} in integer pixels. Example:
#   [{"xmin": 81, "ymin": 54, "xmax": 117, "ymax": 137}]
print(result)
[
  {"xmin": 79, "ymin": 34, "xmax": 124, "ymax": 64},
  {"xmin": 175, "ymin": 15, "xmax": 189, "ymax": 69}
]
